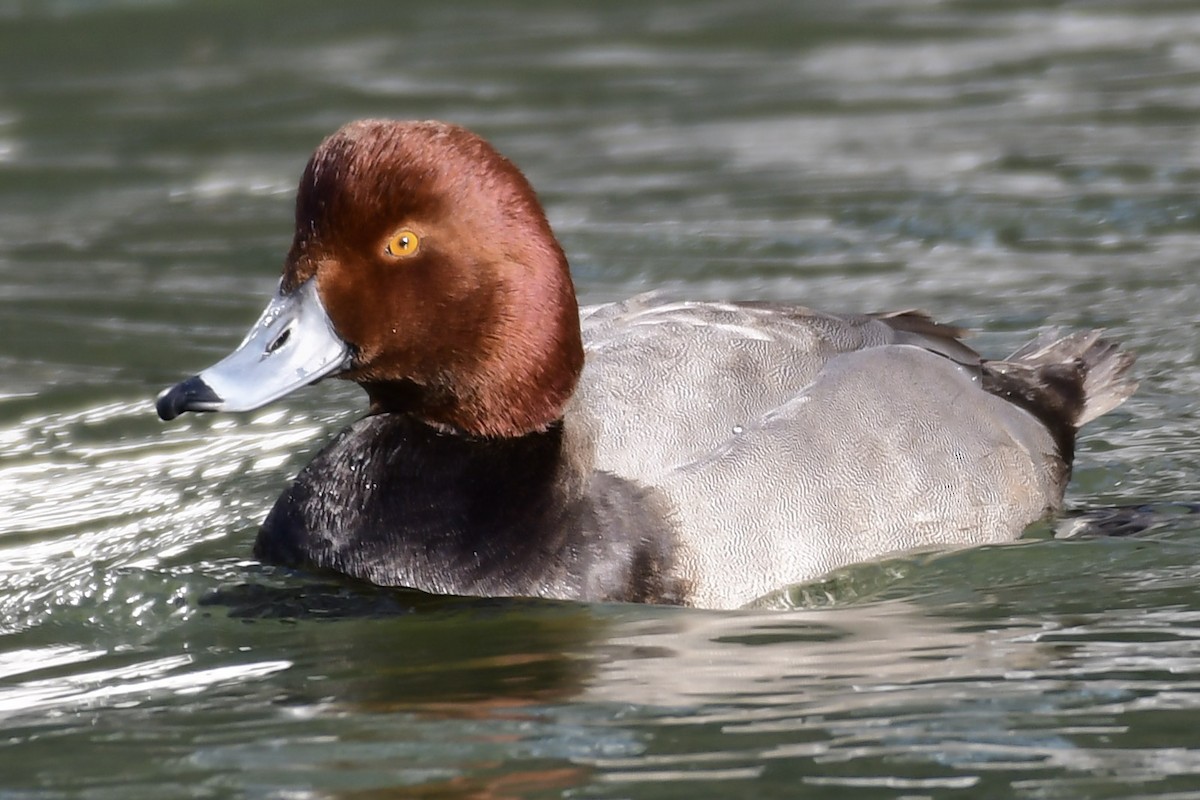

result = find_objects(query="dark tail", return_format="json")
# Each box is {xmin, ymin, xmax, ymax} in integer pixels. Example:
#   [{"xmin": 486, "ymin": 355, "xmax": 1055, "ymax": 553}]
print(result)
[{"xmin": 982, "ymin": 329, "xmax": 1137, "ymax": 463}]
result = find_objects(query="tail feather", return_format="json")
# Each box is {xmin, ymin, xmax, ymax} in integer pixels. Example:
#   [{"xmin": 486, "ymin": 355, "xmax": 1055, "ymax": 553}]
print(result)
[
  {"xmin": 982, "ymin": 330, "xmax": 1137, "ymax": 466},
  {"xmin": 1000, "ymin": 329, "xmax": 1138, "ymax": 427}
]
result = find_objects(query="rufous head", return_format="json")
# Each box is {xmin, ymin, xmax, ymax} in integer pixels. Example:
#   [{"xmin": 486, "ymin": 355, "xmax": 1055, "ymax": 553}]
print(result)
[{"xmin": 156, "ymin": 120, "xmax": 584, "ymax": 438}]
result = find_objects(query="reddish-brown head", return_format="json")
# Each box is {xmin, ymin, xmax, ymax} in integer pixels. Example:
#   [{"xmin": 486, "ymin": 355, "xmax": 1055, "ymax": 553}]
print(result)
[{"xmin": 282, "ymin": 120, "xmax": 583, "ymax": 438}]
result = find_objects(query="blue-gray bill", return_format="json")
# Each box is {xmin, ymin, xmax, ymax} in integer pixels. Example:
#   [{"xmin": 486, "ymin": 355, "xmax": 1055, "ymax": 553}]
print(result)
[{"xmin": 155, "ymin": 278, "xmax": 352, "ymax": 421}]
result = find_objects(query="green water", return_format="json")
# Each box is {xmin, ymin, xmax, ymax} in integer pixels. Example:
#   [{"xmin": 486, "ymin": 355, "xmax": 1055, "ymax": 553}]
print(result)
[{"xmin": 2, "ymin": 0, "xmax": 1200, "ymax": 796}]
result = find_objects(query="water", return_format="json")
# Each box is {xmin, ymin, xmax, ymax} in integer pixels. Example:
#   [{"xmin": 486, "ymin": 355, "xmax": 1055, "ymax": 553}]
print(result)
[{"xmin": 1, "ymin": 0, "xmax": 1199, "ymax": 796}]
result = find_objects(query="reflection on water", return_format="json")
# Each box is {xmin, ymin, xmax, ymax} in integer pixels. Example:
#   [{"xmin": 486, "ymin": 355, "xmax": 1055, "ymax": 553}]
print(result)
[
  {"xmin": 1, "ymin": 0, "xmax": 1200, "ymax": 796},
  {"xmin": 4, "ymin": 550, "xmax": 1200, "ymax": 796}
]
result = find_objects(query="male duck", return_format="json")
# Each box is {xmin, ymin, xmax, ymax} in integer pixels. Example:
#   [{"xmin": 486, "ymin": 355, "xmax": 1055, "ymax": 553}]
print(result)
[{"xmin": 157, "ymin": 120, "xmax": 1137, "ymax": 609}]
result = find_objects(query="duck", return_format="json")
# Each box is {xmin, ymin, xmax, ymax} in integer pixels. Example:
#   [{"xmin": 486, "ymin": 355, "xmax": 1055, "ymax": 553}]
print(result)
[{"xmin": 155, "ymin": 119, "xmax": 1137, "ymax": 609}]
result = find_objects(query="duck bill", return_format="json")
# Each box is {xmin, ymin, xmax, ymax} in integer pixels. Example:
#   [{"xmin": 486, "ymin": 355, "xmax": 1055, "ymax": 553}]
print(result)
[{"xmin": 156, "ymin": 278, "xmax": 353, "ymax": 421}]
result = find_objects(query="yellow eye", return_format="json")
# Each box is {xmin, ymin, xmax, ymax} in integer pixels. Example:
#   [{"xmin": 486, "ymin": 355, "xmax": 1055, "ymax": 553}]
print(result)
[{"xmin": 385, "ymin": 230, "xmax": 420, "ymax": 258}]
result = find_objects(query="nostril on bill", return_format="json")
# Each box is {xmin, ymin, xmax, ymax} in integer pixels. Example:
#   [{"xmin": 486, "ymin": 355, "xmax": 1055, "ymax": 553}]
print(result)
[{"xmin": 267, "ymin": 327, "xmax": 292, "ymax": 354}]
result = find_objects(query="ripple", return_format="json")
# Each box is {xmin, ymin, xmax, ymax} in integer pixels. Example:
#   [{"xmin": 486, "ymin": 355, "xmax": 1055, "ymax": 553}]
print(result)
[
  {"xmin": 0, "ymin": 651, "xmax": 290, "ymax": 718},
  {"xmin": 0, "ymin": 396, "xmax": 333, "ymax": 631}
]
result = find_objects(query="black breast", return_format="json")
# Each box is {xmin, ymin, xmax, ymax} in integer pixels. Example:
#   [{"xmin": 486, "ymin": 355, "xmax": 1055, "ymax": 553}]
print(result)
[{"xmin": 254, "ymin": 414, "xmax": 689, "ymax": 604}]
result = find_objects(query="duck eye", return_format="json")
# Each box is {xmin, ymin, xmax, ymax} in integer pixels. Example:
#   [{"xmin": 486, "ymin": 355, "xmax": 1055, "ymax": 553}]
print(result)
[{"xmin": 385, "ymin": 230, "xmax": 420, "ymax": 258}]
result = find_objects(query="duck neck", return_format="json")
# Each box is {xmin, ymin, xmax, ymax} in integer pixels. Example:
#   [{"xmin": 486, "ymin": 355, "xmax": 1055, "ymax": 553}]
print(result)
[{"xmin": 362, "ymin": 269, "xmax": 585, "ymax": 439}]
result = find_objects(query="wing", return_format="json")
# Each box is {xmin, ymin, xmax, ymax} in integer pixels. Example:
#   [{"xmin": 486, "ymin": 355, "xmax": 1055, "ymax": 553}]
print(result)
[{"xmin": 574, "ymin": 293, "xmax": 981, "ymax": 482}]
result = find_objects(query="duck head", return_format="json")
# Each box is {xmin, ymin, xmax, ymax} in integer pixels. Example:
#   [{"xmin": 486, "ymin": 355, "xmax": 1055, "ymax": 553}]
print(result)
[{"xmin": 156, "ymin": 120, "xmax": 584, "ymax": 438}]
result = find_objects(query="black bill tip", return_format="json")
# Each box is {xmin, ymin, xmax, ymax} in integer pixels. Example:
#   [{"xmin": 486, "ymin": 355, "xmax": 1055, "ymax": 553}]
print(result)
[{"xmin": 156, "ymin": 375, "xmax": 223, "ymax": 421}]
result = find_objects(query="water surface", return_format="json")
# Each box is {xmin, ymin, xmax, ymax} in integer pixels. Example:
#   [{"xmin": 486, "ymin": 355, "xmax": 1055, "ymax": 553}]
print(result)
[{"xmin": 2, "ymin": 0, "xmax": 1200, "ymax": 796}]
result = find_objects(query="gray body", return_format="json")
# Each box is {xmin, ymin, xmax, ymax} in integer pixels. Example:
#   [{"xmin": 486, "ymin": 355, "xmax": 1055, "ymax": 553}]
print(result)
[{"xmin": 572, "ymin": 296, "xmax": 1129, "ymax": 608}]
